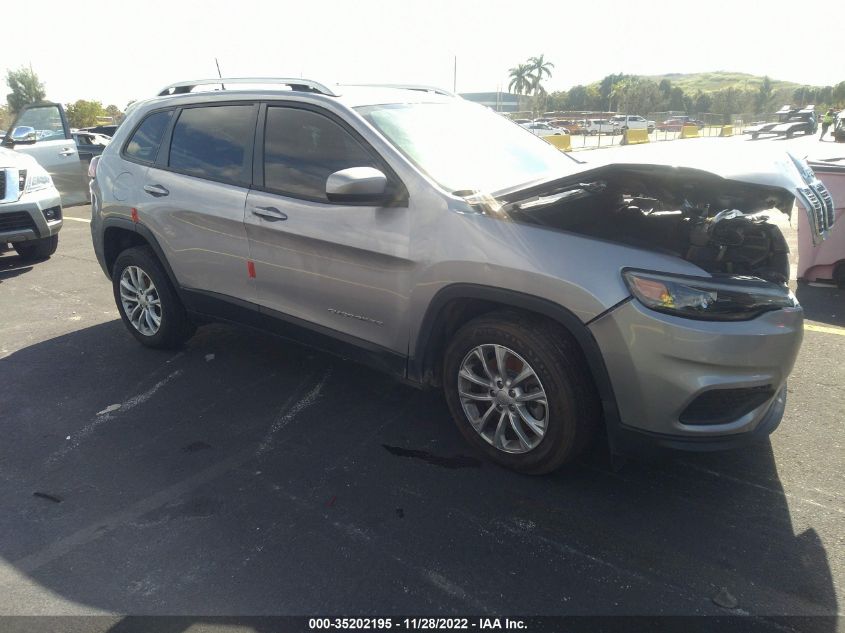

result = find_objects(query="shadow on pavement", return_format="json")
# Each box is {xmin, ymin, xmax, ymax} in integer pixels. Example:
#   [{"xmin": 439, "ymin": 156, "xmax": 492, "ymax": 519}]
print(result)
[
  {"xmin": 0, "ymin": 320, "xmax": 838, "ymax": 630},
  {"xmin": 795, "ymin": 283, "xmax": 845, "ymax": 327},
  {"xmin": 0, "ymin": 250, "xmax": 34, "ymax": 282}
]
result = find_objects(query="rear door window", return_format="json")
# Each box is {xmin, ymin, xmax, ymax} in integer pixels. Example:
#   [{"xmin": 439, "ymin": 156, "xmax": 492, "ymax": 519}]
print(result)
[
  {"xmin": 124, "ymin": 110, "xmax": 173, "ymax": 163},
  {"xmin": 168, "ymin": 105, "xmax": 256, "ymax": 184}
]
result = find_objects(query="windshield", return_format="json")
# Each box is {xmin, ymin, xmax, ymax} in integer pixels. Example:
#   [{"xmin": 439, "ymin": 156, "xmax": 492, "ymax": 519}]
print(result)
[{"xmin": 356, "ymin": 101, "xmax": 574, "ymax": 194}]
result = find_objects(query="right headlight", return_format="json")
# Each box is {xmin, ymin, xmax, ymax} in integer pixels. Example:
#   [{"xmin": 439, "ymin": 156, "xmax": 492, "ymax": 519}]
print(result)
[
  {"xmin": 623, "ymin": 270, "xmax": 798, "ymax": 321},
  {"xmin": 24, "ymin": 163, "xmax": 54, "ymax": 193}
]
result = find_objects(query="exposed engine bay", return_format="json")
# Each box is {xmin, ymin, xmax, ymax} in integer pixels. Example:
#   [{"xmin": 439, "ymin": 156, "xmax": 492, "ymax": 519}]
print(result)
[{"xmin": 496, "ymin": 164, "xmax": 795, "ymax": 284}]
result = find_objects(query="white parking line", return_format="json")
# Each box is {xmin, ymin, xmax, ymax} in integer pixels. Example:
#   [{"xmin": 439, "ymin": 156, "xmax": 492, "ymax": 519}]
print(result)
[
  {"xmin": 47, "ymin": 369, "xmax": 184, "ymax": 464},
  {"xmin": 805, "ymin": 323, "xmax": 845, "ymax": 337},
  {"xmin": 63, "ymin": 217, "xmax": 91, "ymax": 223}
]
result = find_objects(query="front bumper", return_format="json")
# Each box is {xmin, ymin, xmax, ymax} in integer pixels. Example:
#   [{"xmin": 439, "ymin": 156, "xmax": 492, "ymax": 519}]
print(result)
[
  {"xmin": 0, "ymin": 186, "xmax": 62, "ymax": 244},
  {"xmin": 589, "ymin": 298, "xmax": 803, "ymax": 450}
]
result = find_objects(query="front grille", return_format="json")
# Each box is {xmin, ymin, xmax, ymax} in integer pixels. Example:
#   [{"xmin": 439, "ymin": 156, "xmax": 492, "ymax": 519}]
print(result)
[
  {"xmin": 0, "ymin": 170, "xmax": 5, "ymax": 199},
  {"xmin": 680, "ymin": 386, "xmax": 774, "ymax": 425},
  {"xmin": 0, "ymin": 211, "xmax": 37, "ymax": 233},
  {"xmin": 800, "ymin": 186, "xmax": 825, "ymax": 234},
  {"xmin": 811, "ymin": 181, "xmax": 835, "ymax": 230}
]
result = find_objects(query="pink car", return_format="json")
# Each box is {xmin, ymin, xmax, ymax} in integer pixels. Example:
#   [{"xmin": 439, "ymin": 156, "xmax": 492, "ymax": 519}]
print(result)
[{"xmin": 798, "ymin": 160, "xmax": 845, "ymax": 286}]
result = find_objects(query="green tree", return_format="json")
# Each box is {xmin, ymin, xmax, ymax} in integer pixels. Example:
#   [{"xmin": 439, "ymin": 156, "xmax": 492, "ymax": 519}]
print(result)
[
  {"xmin": 6, "ymin": 67, "xmax": 46, "ymax": 113},
  {"xmin": 66, "ymin": 99, "xmax": 106, "ymax": 128},
  {"xmin": 833, "ymin": 81, "xmax": 845, "ymax": 105},
  {"xmin": 754, "ymin": 76, "xmax": 774, "ymax": 114},
  {"xmin": 667, "ymin": 86, "xmax": 686, "ymax": 111},
  {"xmin": 105, "ymin": 104, "xmax": 123, "ymax": 122},
  {"xmin": 527, "ymin": 54, "xmax": 554, "ymax": 95},
  {"xmin": 507, "ymin": 64, "xmax": 533, "ymax": 96},
  {"xmin": 600, "ymin": 73, "xmax": 628, "ymax": 107},
  {"xmin": 546, "ymin": 90, "xmax": 568, "ymax": 111},
  {"xmin": 565, "ymin": 85, "xmax": 588, "ymax": 110},
  {"xmin": 693, "ymin": 91, "xmax": 713, "ymax": 115}
]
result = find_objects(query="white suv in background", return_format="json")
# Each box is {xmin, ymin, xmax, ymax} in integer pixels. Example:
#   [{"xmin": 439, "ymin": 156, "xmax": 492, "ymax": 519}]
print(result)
[
  {"xmin": 609, "ymin": 115, "xmax": 655, "ymax": 133},
  {"xmin": 0, "ymin": 145, "xmax": 63, "ymax": 260}
]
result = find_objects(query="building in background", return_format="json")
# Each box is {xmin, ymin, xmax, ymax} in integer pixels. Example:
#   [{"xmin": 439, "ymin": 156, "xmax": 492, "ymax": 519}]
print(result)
[{"xmin": 460, "ymin": 92, "xmax": 520, "ymax": 113}]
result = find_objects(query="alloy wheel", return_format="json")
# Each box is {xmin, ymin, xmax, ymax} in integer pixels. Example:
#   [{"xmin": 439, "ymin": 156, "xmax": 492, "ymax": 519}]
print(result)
[
  {"xmin": 119, "ymin": 265, "xmax": 162, "ymax": 336},
  {"xmin": 457, "ymin": 344, "xmax": 549, "ymax": 454}
]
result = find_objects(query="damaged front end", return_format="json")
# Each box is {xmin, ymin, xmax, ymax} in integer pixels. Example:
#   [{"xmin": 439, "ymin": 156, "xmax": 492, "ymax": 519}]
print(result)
[{"xmin": 481, "ymin": 157, "xmax": 834, "ymax": 286}]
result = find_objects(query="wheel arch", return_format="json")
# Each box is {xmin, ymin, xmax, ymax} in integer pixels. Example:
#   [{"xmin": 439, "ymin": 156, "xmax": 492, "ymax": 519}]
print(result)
[
  {"xmin": 102, "ymin": 219, "xmax": 183, "ymax": 299},
  {"xmin": 410, "ymin": 284, "xmax": 622, "ymax": 434}
]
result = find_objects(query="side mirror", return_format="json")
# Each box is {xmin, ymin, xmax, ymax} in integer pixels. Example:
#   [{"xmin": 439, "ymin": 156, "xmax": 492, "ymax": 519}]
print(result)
[
  {"xmin": 326, "ymin": 167, "xmax": 388, "ymax": 204},
  {"xmin": 9, "ymin": 126, "xmax": 37, "ymax": 144}
]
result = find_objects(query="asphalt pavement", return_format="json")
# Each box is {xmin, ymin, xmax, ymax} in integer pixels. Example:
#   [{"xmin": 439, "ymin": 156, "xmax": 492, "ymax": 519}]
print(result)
[{"xmin": 0, "ymin": 133, "xmax": 843, "ymax": 631}]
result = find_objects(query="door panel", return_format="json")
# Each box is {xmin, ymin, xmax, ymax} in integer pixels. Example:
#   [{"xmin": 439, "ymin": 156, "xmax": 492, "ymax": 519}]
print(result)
[
  {"xmin": 4, "ymin": 104, "xmax": 87, "ymax": 205},
  {"xmin": 144, "ymin": 167, "xmax": 254, "ymax": 303},
  {"xmin": 245, "ymin": 190, "xmax": 411, "ymax": 353},
  {"xmin": 142, "ymin": 102, "xmax": 258, "ymax": 303},
  {"xmin": 245, "ymin": 103, "xmax": 413, "ymax": 354}
]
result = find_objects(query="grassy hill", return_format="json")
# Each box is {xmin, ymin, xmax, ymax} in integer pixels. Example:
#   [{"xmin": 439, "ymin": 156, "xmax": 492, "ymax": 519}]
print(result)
[{"xmin": 643, "ymin": 71, "xmax": 806, "ymax": 93}]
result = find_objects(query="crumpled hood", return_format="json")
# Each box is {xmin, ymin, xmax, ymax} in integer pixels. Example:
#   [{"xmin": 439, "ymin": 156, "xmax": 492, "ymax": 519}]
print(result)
[
  {"xmin": 574, "ymin": 139, "xmax": 808, "ymax": 195},
  {"xmin": 487, "ymin": 138, "xmax": 833, "ymax": 244}
]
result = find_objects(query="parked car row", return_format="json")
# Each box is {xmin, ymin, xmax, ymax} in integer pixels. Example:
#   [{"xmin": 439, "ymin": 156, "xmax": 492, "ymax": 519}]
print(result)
[
  {"xmin": 657, "ymin": 116, "xmax": 706, "ymax": 131},
  {"xmin": 513, "ymin": 115, "xmax": 658, "ymax": 135}
]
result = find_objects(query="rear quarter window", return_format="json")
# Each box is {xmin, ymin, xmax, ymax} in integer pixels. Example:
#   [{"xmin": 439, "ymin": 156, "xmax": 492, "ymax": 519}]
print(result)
[{"xmin": 124, "ymin": 110, "xmax": 173, "ymax": 164}]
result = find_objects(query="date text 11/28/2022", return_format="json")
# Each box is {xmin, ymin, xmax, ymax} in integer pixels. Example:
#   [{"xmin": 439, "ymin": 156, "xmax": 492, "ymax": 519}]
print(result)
[{"xmin": 308, "ymin": 618, "xmax": 527, "ymax": 630}]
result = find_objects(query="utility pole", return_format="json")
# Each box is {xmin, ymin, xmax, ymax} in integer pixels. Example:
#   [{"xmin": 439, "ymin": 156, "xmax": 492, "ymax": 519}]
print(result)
[{"xmin": 215, "ymin": 58, "xmax": 225, "ymax": 90}]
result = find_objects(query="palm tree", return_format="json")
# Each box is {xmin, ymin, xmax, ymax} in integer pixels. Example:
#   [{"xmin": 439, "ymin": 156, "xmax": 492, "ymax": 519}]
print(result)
[
  {"xmin": 527, "ymin": 54, "xmax": 554, "ymax": 95},
  {"xmin": 508, "ymin": 64, "xmax": 532, "ymax": 96}
]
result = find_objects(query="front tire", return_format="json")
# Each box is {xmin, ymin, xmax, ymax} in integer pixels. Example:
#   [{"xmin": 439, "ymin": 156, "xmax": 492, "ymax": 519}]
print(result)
[
  {"xmin": 13, "ymin": 235, "xmax": 58, "ymax": 261},
  {"xmin": 112, "ymin": 246, "xmax": 195, "ymax": 349},
  {"xmin": 443, "ymin": 311, "xmax": 600, "ymax": 474}
]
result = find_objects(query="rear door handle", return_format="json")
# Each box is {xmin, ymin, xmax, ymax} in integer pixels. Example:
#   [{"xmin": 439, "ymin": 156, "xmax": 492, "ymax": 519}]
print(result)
[
  {"xmin": 59, "ymin": 148, "xmax": 76, "ymax": 156},
  {"xmin": 143, "ymin": 184, "xmax": 170, "ymax": 197},
  {"xmin": 251, "ymin": 206, "xmax": 287, "ymax": 221}
]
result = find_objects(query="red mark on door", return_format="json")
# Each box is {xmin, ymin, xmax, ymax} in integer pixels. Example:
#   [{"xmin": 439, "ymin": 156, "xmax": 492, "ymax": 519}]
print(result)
[
  {"xmin": 247, "ymin": 260, "xmax": 256, "ymax": 278},
  {"xmin": 130, "ymin": 208, "xmax": 139, "ymax": 223}
]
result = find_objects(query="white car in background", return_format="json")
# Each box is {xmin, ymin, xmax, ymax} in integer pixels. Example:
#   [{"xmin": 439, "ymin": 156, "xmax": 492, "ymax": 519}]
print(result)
[
  {"xmin": 520, "ymin": 122, "xmax": 569, "ymax": 137},
  {"xmin": 584, "ymin": 119, "xmax": 619, "ymax": 135},
  {"xmin": 609, "ymin": 114, "xmax": 655, "ymax": 133}
]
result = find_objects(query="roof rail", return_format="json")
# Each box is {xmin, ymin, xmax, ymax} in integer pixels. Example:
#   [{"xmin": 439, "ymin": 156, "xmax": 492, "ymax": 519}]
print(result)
[
  {"xmin": 343, "ymin": 84, "xmax": 457, "ymax": 98},
  {"xmin": 157, "ymin": 77, "xmax": 339, "ymax": 98}
]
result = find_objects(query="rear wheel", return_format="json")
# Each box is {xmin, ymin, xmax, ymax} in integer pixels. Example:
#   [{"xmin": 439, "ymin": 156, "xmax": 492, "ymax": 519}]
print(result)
[
  {"xmin": 112, "ymin": 246, "xmax": 195, "ymax": 349},
  {"xmin": 443, "ymin": 311, "xmax": 600, "ymax": 474},
  {"xmin": 13, "ymin": 235, "xmax": 58, "ymax": 261}
]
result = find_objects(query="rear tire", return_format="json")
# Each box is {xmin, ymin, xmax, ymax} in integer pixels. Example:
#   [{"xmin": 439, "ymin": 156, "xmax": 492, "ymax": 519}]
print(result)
[
  {"xmin": 112, "ymin": 246, "xmax": 195, "ymax": 349},
  {"xmin": 13, "ymin": 235, "xmax": 58, "ymax": 261},
  {"xmin": 443, "ymin": 311, "xmax": 601, "ymax": 474}
]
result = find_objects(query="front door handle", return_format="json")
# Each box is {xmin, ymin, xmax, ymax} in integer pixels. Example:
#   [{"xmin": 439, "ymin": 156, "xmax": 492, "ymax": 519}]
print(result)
[
  {"xmin": 59, "ymin": 148, "xmax": 76, "ymax": 156},
  {"xmin": 251, "ymin": 206, "xmax": 287, "ymax": 221},
  {"xmin": 143, "ymin": 184, "xmax": 170, "ymax": 197}
]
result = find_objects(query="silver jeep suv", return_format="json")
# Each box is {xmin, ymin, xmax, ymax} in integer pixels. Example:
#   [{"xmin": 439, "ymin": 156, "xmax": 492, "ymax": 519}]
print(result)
[{"xmin": 90, "ymin": 78, "xmax": 822, "ymax": 473}]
